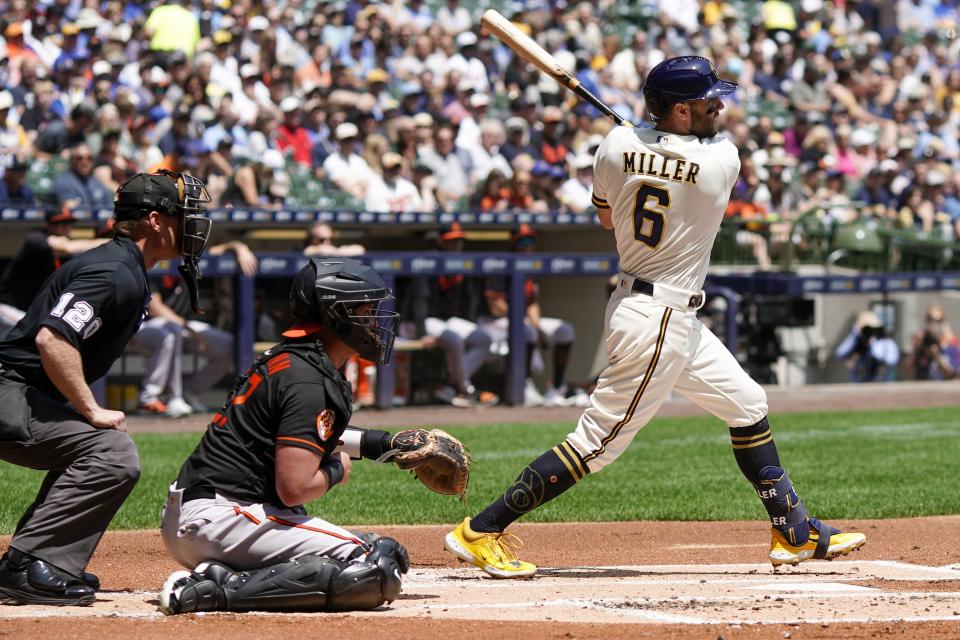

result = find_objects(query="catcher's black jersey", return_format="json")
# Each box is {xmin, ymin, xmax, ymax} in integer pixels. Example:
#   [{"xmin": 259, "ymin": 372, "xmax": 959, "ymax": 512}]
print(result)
[
  {"xmin": 0, "ymin": 235, "xmax": 150, "ymax": 400},
  {"xmin": 175, "ymin": 341, "xmax": 353, "ymax": 508}
]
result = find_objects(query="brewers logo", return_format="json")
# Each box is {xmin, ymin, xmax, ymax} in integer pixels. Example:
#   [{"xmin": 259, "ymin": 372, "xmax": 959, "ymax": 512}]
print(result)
[{"xmin": 316, "ymin": 409, "xmax": 336, "ymax": 440}]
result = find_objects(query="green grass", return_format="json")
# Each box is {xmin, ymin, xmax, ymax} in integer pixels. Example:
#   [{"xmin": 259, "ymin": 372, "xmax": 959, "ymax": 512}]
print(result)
[{"xmin": 0, "ymin": 406, "xmax": 958, "ymax": 534}]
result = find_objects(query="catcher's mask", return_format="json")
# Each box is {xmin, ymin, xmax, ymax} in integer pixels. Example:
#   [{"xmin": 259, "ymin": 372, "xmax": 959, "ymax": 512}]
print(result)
[
  {"xmin": 114, "ymin": 170, "xmax": 213, "ymax": 313},
  {"xmin": 284, "ymin": 257, "xmax": 399, "ymax": 365},
  {"xmin": 642, "ymin": 56, "xmax": 738, "ymax": 122}
]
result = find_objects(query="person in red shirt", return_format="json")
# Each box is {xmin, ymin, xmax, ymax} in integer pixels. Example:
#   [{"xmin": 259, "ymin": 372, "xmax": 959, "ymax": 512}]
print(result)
[{"xmin": 276, "ymin": 97, "xmax": 313, "ymax": 166}]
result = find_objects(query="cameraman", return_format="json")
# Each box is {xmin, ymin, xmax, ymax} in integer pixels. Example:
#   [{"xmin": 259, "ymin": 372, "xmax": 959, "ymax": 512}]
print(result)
[
  {"xmin": 911, "ymin": 304, "xmax": 958, "ymax": 380},
  {"xmin": 835, "ymin": 310, "xmax": 900, "ymax": 382}
]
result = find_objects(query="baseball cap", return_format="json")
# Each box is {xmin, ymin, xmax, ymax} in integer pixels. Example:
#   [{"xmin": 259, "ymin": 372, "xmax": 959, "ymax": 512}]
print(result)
[
  {"xmin": 279, "ymin": 96, "xmax": 301, "ymax": 113},
  {"xmin": 261, "ymin": 148, "xmax": 285, "ymax": 171},
  {"xmin": 240, "ymin": 63, "xmax": 260, "ymax": 79},
  {"xmin": 367, "ymin": 68, "xmax": 389, "ymax": 84},
  {"xmin": 456, "ymin": 31, "xmax": 478, "ymax": 49},
  {"xmin": 249, "ymin": 15, "xmax": 269, "ymax": 31},
  {"xmin": 4, "ymin": 23, "xmax": 23, "ymax": 38},
  {"xmin": 0, "ymin": 91, "xmax": 13, "ymax": 111},
  {"xmin": 62, "ymin": 23, "xmax": 80, "ymax": 36},
  {"xmin": 412, "ymin": 112, "xmax": 434, "ymax": 128},
  {"xmin": 92, "ymin": 60, "xmax": 112, "ymax": 78},
  {"xmin": 571, "ymin": 153, "xmax": 593, "ymax": 170},
  {"xmin": 213, "ymin": 30, "xmax": 233, "ymax": 45},
  {"xmin": 382, "ymin": 151, "xmax": 403, "ymax": 169},
  {"xmin": 543, "ymin": 106, "xmax": 563, "ymax": 122},
  {"xmin": 512, "ymin": 223, "xmax": 537, "ymax": 244},
  {"xmin": 46, "ymin": 205, "xmax": 78, "ymax": 224},
  {"xmin": 440, "ymin": 221, "xmax": 466, "ymax": 241},
  {"xmin": 469, "ymin": 93, "xmax": 490, "ymax": 108},
  {"xmin": 334, "ymin": 122, "xmax": 359, "ymax": 140}
]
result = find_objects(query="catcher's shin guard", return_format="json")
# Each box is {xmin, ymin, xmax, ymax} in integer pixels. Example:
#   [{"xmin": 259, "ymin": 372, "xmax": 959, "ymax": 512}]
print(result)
[
  {"xmin": 163, "ymin": 538, "xmax": 409, "ymax": 614},
  {"xmin": 755, "ymin": 466, "xmax": 810, "ymax": 545}
]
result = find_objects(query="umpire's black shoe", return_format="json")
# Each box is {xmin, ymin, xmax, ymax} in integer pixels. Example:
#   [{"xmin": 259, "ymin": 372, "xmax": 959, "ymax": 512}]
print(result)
[
  {"xmin": 81, "ymin": 572, "xmax": 100, "ymax": 591},
  {"xmin": 0, "ymin": 550, "xmax": 96, "ymax": 606}
]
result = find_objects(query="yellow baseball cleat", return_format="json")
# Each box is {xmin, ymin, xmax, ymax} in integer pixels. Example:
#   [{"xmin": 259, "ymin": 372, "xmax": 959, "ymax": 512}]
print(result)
[
  {"xmin": 769, "ymin": 518, "xmax": 867, "ymax": 567},
  {"xmin": 444, "ymin": 518, "xmax": 537, "ymax": 578}
]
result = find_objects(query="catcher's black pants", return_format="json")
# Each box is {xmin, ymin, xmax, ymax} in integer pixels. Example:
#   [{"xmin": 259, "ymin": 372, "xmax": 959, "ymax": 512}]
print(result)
[{"xmin": 0, "ymin": 388, "xmax": 140, "ymax": 578}]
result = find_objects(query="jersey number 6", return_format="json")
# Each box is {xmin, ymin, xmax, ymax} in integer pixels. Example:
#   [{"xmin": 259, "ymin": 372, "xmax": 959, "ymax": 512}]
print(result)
[{"xmin": 632, "ymin": 184, "xmax": 669, "ymax": 248}]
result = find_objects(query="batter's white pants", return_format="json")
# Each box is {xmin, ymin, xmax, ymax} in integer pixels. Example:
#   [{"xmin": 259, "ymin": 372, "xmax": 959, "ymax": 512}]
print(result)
[
  {"xmin": 566, "ymin": 277, "xmax": 768, "ymax": 473},
  {"xmin": 161, "ymin": 484, "xmax": 364, "ymax": 571}
]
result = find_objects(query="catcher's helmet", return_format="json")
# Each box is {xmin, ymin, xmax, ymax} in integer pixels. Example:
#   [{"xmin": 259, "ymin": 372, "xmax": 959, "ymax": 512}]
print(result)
[
  {"xmin": 287, "ymin": 257, "xmax": 399, "ymax": 364},
  {"xmin": 642, "ymin": 56, "xmax": 738, "ymax": 122}
]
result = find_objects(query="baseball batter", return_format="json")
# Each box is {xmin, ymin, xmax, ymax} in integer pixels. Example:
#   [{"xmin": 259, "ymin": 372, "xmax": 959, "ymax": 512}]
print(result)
[
  {"xmin": 446, "ymin": 56, "xmax": 866, "ymax": 578},
  {"xmin": 159, "ymin": 258, "xmax": 469, "ymax": 614}
]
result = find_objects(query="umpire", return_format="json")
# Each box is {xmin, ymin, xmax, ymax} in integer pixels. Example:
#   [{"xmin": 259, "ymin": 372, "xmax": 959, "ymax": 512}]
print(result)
[{"xmin": 0, "ymin": 170, "xmax": 213, "ymax": 606}]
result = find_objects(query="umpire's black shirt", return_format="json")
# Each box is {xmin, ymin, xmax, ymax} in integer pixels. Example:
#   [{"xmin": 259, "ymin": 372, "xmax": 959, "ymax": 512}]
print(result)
[{"xmin": 0, "ymin": 235, "xmax": 150, "ymax": 401}]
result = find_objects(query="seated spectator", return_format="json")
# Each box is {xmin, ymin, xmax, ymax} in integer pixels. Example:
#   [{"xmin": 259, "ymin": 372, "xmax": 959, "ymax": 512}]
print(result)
[
  {"xmin": 303, "ymin": 222, "xmax": 366, "ymax": 257},
  {"xmin": 364, "ymin": 152, "xmax": 423, "ymax": 213},
  {"xmin": 418, "ymin": 121, "xmax": 471, "ymax": 211},
  {"xmin": 411, "ymin": 160, "xmax": 439, "ymax": 212},
  {"xmin": 725, "ymin": 186, "xmax": 773, "ymax": 269},
  {"xmin": 276, "ymin": 97, "xmax": 313, "ymax": 166},
  {"xmin": 912, "ymin": 304, "xmax": 959, "ymax": 380},
  {"xmin": 531, "ymin": 106, "xmax": 569, "ymax": 167},
  {"xmin": 93, "ymin": 130, "xmax": 136, "ymax": 193},
  {"xmin": 506, "ymin": 169, "xmax": 546, "ymax": 212},
  {"xmin": 322, "ymin": 122, "xmax": 378, "ymax": 200},
  {"xmin": 51, "ymin": 144, "xmax": 114, "ymax": 206},
  {"xmin": 0, "ymin": 91, "xmax": 30, "ymax": 165},
  {"xmin": 0, "ymin": 206, "xmax": 108, "ymax": 336},
  {"xmin": 500, "ymin": 117, "xmax": 536, "ymax": 163},
  {"xmin": 478, "ymin": 225, "xmax": 583, "ymax": 407},
  {"xmin": 221, "ymin": 149, "xmax": 286, "ymax": 210},
  {"xmin": 34, "ymin": 101, "xmax": 95, "ymax": 156},
  {"xmin": 471, "ymin": 169, "xmax": 510, "ymax": 212},
  {"xmin": 0, "ymin": 156, "xmax": 36, "ymax": 204},
  {"xmin": 559, "ymin": 154, "xmax": 594, "ymax": 213},
  {"xmin": 835, "ymin": 310, "xmax": 900, "ymax": 382},
  {"xmin": 399, "ymin": 222, "xmax": 498, "ymax": 408}
]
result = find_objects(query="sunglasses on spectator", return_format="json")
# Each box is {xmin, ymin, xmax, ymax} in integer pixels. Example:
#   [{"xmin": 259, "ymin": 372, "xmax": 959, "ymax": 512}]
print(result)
[{"xmin": 310, "ymin": 235, "xmax": 334, "ymax": 244}]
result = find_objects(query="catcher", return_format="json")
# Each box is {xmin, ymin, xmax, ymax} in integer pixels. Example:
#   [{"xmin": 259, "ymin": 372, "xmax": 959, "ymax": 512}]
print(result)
[{"xmin": 159, "ymin": 257, "xmax": 470, "ymax": 614}]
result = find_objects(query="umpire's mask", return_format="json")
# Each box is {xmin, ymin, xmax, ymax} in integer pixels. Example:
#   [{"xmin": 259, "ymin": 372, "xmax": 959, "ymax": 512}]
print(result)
[{"xmin": 114, "ymin": 170, "xmax": 213, "ymax": 313}]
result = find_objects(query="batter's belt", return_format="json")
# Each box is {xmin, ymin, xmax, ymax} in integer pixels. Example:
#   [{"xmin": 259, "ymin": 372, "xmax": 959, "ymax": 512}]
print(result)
[{"xmin": 617, "ymin": 272, "xmax": 705, "ymax": 310}]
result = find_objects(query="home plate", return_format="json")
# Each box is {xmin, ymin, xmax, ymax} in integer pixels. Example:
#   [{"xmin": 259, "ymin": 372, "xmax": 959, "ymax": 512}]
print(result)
[{"xmin": 0, "ymin": 562, "xmax": 957, "ymax": 625}]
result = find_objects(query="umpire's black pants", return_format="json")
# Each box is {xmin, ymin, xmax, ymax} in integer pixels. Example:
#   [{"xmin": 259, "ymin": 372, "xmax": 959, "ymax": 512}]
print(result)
[{"xmin": 0, "ymin": 388, "xmax": 140, "ymax": 578}]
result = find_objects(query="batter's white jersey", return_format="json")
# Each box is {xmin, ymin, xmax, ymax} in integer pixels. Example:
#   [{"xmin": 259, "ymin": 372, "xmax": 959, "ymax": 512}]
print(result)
[
  {"xmin": 565, "ymin": 124, "xmax": 767, "ymax": 474},
  {"xmin": 591, "ymin": 125, "xmax": 740, "ymax": 291}
]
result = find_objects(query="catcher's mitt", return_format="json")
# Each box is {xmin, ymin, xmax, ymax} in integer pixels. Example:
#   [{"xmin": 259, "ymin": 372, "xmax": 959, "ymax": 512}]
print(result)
[{"xmin": 380, "ymin": 429, "xmax": 471, "ymax": 499}]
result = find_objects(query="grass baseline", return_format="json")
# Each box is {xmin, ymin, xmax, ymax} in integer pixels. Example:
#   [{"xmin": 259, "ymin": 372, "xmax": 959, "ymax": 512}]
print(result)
[{"xmin": 0, "ymin": 406, "xmax": 956, "ymax": 534}]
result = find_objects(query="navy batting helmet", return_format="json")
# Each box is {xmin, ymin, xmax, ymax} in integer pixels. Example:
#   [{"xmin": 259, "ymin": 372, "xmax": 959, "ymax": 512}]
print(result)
[
  {"xmin": 286, "ymin": 257, "xmax": 399, "ymax": 364},
  {"xmin": 642, "ymin": 56, "xmax": 738, "ymax": 122}
]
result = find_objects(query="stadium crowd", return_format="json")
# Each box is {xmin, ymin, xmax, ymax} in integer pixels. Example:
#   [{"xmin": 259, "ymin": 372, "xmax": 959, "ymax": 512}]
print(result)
[
  {"xmin": 0, "ymin": 0, "xmax": 954, "ymax": 238},
  {"xmin": 1, "ymin": 0, "xmax": 960, "ymax": 409}
]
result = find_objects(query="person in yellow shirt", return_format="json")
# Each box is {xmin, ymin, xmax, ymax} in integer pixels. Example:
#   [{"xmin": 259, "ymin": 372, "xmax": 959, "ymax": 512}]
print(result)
[{"xmin": 144, "ymin": 0, "xmax": 202, "ymax": 59}]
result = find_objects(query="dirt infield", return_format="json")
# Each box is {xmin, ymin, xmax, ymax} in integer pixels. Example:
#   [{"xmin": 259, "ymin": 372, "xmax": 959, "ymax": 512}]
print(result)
[
  {"xmin": 2, "ymin": 382, "xmax": 958, "ymax": 638},
  {"xmin": 1, "ymin": 517, "xmax": 958, "ymax": 639}
]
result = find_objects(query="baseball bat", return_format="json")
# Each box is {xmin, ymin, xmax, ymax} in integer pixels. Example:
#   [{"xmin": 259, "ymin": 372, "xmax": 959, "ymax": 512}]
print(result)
[{"xmin": 480, "ymin": 9, "xmax": 633, "ymax": 128}]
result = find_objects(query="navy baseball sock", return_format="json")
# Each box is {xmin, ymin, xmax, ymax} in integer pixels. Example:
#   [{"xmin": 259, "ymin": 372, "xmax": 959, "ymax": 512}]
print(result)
[
  {"xmin": 730, "ymin": 417, "xmax": 810, "ymax": 544},
  {"xmin": 470, "ymin": 441, "xmax": 588, "ymax": 533}
]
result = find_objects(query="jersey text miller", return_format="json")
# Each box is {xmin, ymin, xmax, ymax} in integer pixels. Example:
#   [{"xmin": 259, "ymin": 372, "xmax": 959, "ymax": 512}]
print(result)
[{"xmin": 622, "ymin": 152, "xmax": 700, "ymax": 184}]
